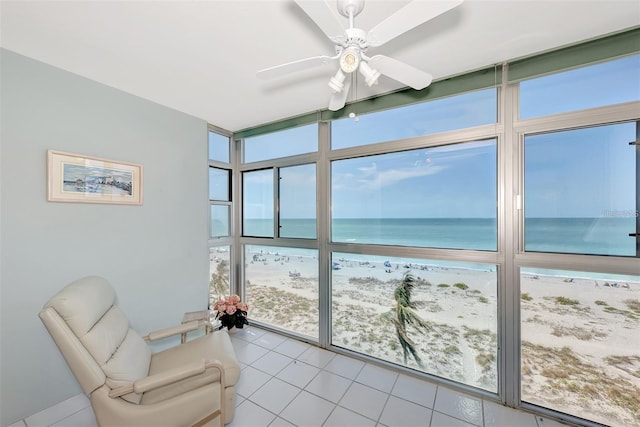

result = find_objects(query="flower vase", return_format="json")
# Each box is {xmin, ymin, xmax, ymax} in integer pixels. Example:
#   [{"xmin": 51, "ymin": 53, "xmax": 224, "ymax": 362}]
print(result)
[{"xmin": 228, "ymin": 326, "xmax": 238, "ymax": 334}]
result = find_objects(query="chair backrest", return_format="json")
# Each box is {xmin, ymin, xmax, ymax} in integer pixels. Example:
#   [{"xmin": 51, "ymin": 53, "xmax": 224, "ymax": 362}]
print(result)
[{"xmin": 39, "ymin": 276, "xmax": 151, "ymax": 404}]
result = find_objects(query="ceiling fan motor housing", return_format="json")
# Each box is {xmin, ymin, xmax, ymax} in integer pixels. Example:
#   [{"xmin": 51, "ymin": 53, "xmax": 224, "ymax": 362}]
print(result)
[{"xmin": 344, "ymin": 28, "xmax": 368, "ymax": 49}]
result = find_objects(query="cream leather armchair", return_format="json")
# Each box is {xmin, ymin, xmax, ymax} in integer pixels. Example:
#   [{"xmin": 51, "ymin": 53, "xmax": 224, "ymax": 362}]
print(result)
[{"xmin": 39, "ymin": 276, "xmax": 241, "ymax": 426}]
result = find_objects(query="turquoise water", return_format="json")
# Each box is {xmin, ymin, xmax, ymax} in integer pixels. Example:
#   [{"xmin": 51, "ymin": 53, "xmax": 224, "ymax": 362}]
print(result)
[{"xmin": 246, "ymin": 217, "xmax": 637, "ymax": 256}]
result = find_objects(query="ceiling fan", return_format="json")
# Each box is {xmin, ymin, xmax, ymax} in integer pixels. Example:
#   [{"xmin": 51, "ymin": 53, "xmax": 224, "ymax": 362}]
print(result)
[{"xmin": 257, "ymin": 0, "xmax": 464, "ymax": 111}]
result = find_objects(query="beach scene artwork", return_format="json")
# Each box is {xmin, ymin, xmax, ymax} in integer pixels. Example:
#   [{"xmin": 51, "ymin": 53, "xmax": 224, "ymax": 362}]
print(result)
[
  {"xmin": 62, "ymin": 163, "xmax": 133, "ymax": 196},
  {"xmin": 48, "ymin": 150, "xmax": 142, "ymax": 204},
  {"xmin": 211, "ymin": 243, "xmax": 639, "ymax": 427}
]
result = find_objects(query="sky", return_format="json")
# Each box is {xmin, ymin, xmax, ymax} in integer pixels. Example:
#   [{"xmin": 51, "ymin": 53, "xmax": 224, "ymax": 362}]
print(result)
[{"xmin": 229, "ymin": 55, "xmax": 638, "ymax": 220}]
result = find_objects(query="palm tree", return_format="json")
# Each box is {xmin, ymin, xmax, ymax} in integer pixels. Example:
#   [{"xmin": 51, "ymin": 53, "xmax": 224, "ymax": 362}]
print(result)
[
  {"xmin": 209, "ymin": 259, "xmax": 230, "ymax": 304},
  {"xmin": 392, "ymin": 271, "xmax": 432, "ymax": 368}
]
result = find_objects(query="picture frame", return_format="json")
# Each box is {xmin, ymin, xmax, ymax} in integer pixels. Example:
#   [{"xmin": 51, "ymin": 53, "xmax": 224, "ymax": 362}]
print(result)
[{"xmin": 47, "ymin": 150, "xmax": 143, "ymax": 205}]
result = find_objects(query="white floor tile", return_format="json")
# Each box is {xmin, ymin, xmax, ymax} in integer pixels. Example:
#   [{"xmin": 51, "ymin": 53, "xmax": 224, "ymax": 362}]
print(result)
[
  {"xmin": 304, "ymin": 370, "xmax": 352, "ymax": 403},
  {"xmin": 7, "ymin": 421, "xmax": 27, "ymax": 427},
  {"xmin": 273, "ymin": 338, "xmax": 311, "ymax": 359},
  {"xmin": 233, "ymin": 327, "xmax": 266, "ymax": 343},
  {"xmin": 269, "ymin": 417, "xmax": 296, "ymax": 427},
  {"xmin": 234, "ymin": 341, "xmax": 270, "ymax": 365},
  {"xmin": 434, "ymin": 387, "xmax": 483, "ymax": 426},
  {"xmin": 297, "ymin": 346, "xmax": 335, "ymax": 368},
  {"xmin": 49, "ymin": 407, "xmax": 97, "ymax": 427},
  {"xmin": 235, "ymin": 395, "xmax": 246, "ymax": 407},
  {"xmin": 391, "ymin": 373, "xmax": 437, "ymax": 408},
  {"xmin": 228, "ymin": 400, "xmax": 276, "ymax": 427},
  {"xmin": 276, "ymin": 360, "xmax": 320, "ymax": 389},
  {"xmin": 483, "ymin": 400, "xmax": 538, "ymax": 427},
  {"xmin": 323, "ymin": 406, "xmax": 376, "ymax": 427},
  {"xmin": 236, "ymin": 366, "xmax": 272, "ymax": 398},
  {"xmin": 379, "ymin": 395, "xmax": 432, "ymax": 427},
  {"xmin": 324, "ymin": 354, "xmax": 365, "ymax": 380},
  {"xmin": 279, "ymin": 391, "xmax": 335, "ymax": 427},
  {"xmin": 431, "ymin": 411, "xmax": 479, "ymax": 427},
  {"xmin": 253, "ymin": 331, "xmax": 288, "ymax": 350},
  {"xmin": 339, "ymin": 381, "xmax": 389, "ymax": 421},
  {"xmin": 355, "ymin": 363, "xmax": 399, "ymax": 393},
  {"xmin": 25, "ymin": 394, "xmax": 90, "ymax": 427},
  {"xmin": 250, "ymin": 377, "xmax": 301, "ymax": 414},
  {"xmin": 252, "ymin": 351, "xmax": 293, "ymax": 376}
]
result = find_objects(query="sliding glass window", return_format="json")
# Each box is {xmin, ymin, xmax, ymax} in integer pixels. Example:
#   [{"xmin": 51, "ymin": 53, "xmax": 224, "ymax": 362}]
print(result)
[
  {"xmin": 243, "ymin": 169, "xmax": 274, "ymax": 237},
  {"xmin": 332, "ymin": 140, "xmax": 497, "ymax": 250},
  {"xmin": 279, "ymin": 164, "xmax": 317, "ymax": 239},
  {"xmin": 523, "ymin": 123, "xmax": 638, "ymax": 257}
]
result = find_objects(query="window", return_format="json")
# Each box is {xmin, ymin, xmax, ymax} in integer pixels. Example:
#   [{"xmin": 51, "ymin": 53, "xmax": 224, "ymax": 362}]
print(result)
[
  {"xmin": 211, "ymin": 205, "xmax": 230, "ymax": 238},
  {"xmin": 209, "ymin": 167, "xmax": 231, "ymax": 238},
  {"xmin": 243, "ymin": 169, "xmax": 274, "ymax": 237},
  {"xmin": 332, "ymin": 140, "xmax": 497, "ymax": 250},
  {"xmin": 519, "ymin": 55, "xmax": 640, "ymax": 119},
  {"xmin": 520, "ymin": 267, "xmax": 640, "ymax": 426},
  {"xmin": 331, "ymin": 88, "xmax": 497, "ymax": 150},
  {"xmin": 209, "ymin": 246, "xmax": 231, "ymax": 307},
  {"xmin": 230, "ymin": 31, "xmax": 639, "ymax": 427},
  {"xmin": 332, "ymin": 253, "xmax": 498, "ymax": 391},
  {"xmin": 279, "ymin": 164, "xmax": 317, "ymax": 239},
  {"xmin": 209, "ymin": 131, "xmax": 230, "ymax": 163},
  {"xmin": 243, "ymin": 165, "xmax": 318, "ymax": 239},
  {"xmin": 243, "ymin": 124, "xmax": 318, "ymax": 163},
  {"xmin": 209, "ymin": 167, "xmax": 229, "ymax": 201},
  {"xmin": 524, "ymin": 123, "xmax": 638, "ymax": 257},
  {"xmin": 245, "ymin": 245, "xmax": 319, "ymax": 339}
]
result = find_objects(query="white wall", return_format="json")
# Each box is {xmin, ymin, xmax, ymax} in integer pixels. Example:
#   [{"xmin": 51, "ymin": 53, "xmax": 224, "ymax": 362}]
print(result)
[{"xmin": 0, "ymin": 49, "xmax": 210, "ymax": 426}]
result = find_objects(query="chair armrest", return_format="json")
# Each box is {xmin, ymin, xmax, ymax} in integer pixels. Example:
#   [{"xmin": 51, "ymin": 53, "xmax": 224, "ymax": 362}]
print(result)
[
  {"xmin": 143, "ymin": 320, "xmax": 209, "ymax": 341},
  {"xmin": 108, "ymin": 359, "xmax": 225, "ymax": 398}
]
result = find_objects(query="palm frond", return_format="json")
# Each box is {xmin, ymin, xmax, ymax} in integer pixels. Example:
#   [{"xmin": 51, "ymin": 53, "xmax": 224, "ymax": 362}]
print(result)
[
  {"xmin": 396, "ymin": 305, "xmax": 433, "ymax": 333},
  {"xmin": 393, "ymin": 318, "xmax": 424, "ymax": 368},
  {"xmin": 394, "ymin": 272, "xmax": 417, "ymax": 308}
]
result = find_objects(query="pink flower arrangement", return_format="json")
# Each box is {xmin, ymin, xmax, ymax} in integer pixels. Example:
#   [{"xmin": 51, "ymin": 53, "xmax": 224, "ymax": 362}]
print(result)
[{"xmin": 213, "ymin": 294, "xmax": 249, "ymax": 331}]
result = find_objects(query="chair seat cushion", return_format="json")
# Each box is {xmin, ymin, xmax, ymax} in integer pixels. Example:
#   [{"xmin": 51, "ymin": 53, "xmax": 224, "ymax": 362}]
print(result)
[{"xmin": 140, "ymin": 330, "xmax": 240, "ymax": 405}]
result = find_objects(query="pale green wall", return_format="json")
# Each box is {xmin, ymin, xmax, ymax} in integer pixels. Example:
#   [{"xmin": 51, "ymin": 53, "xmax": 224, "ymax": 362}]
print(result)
[{"xmin": 0, "ymin": 49, "xmax": 210, "ymax": 426}]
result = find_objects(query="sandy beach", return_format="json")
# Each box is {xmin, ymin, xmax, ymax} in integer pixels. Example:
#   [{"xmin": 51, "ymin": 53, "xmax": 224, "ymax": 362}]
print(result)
[{"xmin": 211, "ymin": 248, "xmax": 639, "ymax": 426}]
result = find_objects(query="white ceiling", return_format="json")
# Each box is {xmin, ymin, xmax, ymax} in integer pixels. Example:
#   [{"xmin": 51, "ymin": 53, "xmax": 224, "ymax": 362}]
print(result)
[{"xmin": 1, "ymin": 0, "xmax": 638, "ymax": 132}]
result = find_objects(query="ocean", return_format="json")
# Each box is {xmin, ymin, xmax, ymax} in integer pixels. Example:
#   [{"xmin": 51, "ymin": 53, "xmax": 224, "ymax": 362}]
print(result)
[{"xmin": 245, "ymin": 217, "xmax": 638, "ymax": 257}]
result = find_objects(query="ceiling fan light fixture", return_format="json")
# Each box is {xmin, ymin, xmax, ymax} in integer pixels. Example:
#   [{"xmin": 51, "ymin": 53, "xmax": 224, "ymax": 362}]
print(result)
[
  {"xmin": 339, "ymin": 47, "xmax": 360, "ymax": 73},
  {"xmin": 359, "ymin": 61, "xmax": 380, "ymax": 87},
  {"xmin": 328, "ymin": 69, "xmax": 346, "ymax": 93}
]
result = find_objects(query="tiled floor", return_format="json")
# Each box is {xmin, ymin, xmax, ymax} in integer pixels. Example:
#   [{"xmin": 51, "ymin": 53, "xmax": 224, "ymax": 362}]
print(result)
[{"xmin": 10, "ymin": 327, "xmax": 571, "ymax": 427}]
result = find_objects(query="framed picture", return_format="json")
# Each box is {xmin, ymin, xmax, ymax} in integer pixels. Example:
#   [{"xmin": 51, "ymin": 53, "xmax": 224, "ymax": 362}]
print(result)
[{"xmin": 47, "ymin": 150, "xmax": 143, "ymax": 205}]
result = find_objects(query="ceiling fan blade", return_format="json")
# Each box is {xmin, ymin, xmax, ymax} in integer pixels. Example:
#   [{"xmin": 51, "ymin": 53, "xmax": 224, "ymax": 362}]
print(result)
[
  {"xmin": 295, "ymin": 0, "xmax": 346, "ymax": 45},
  {"xmin": 367, "ymin": 0, "xmax": 464, "ymax": 47},
  {"xmin": 257, "ymin": 56, "xmax": 335, "ymax": 79},
  {"xmin": 329, "ymin": 76, "xmax": 351, "ymax": 111},
  {"xmin": 368, "ymin": 55, "xmax": 433, "ymax": 90}
]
